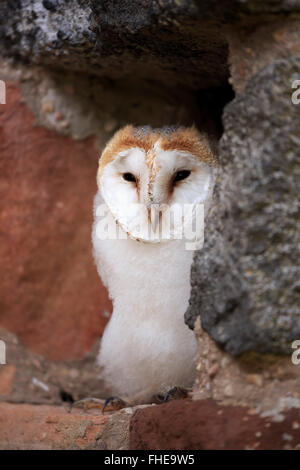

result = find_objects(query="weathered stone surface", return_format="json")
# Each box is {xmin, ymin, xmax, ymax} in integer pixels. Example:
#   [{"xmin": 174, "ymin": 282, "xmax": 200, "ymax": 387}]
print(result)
[
  {"xmin": 0, "ymin": 0, "xmax": 230, "ymax": 90},
  {"xmin": 0, "ymin": 328, "xmax": 110, "ymax": 405},
  {"xmin": 130, "ymin": 399, "xmax": 300, "ymax": 450},
  {"xmin": 10, "ymin": 62, "xmax": 217, "ymax": 141},
  {"xmin": 227, "ymin": 18, "xmax": 300, "ymax": 92},
  {"xmin": 0, "ymin": 364, "xmax": 16, "ymax": 396},
  {"xmin": 98, "ymin": 407, "xmax": 135, "ymax": 450},
  {"xmin": 3, "ymin": 0, "xmax": 299, "ymax": 94},
  {"xmin": 192, "ymin": 318, "xmax": 300, "ymax": 409},
  {"xmin": 0, "ymin": 401, "xmax": 154, "ymax": 450},
  {"xmin": 0, "ymin": 402, "xmax": 109, "ymax": 450},
  {"xmin": 0, "ymin": 81, "xmax": 111, "ymax": 361},
  {"xmin": 186, "ymin": 57, "xmax": 300, "ymax": 355},
  {"xmin": 2, "ymin": 398, "xmax": 300, "ymax": 450}
]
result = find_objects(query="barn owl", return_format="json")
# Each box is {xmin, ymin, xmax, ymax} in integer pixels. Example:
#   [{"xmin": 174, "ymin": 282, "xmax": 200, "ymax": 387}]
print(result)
[{"xmin": 92, "ymin": 125, "xmax": 217, "ymax": 410}]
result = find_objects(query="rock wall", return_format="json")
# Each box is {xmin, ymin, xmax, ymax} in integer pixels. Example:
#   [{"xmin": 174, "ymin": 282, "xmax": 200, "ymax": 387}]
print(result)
[
  {"xmin": 0, "ymin": 0, "xmax": 300, "ymax": 443},
  {"xmin": 185, "ymin": 13, "xmax": 300, "ymax": 358},
  {"xmin": 0, "ymin": 80, "xmax": 112, "ymax": 362},
  {"xmin": 186, "ymin": 56, "xmax": 300, "ymax": 356}
]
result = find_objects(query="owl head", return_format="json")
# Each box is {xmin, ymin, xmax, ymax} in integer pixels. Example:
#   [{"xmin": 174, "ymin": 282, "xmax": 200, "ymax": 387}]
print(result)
[{"xmin": 97, "ymin": 125, "xmax": 217, "ymax": 244}]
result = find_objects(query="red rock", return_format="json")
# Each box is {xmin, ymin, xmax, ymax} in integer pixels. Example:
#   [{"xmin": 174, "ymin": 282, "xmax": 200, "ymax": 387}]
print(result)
[
  {"xmin": 0, "ymin": 365, "xmax": 16, "ymax": 395},
  {"xmin": 0, "ymin": 82, "xmax": 111, "ymax": 360},
  {"xmin": 129, "ymin": 399, "xmax": 300, "ymax": 450},
  {"xmin": 0, "ymin": 402, "xmax": 109, "ymax": 449}
]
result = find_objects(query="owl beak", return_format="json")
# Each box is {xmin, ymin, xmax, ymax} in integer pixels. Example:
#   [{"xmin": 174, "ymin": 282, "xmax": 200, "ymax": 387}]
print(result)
[
  {"xmin": 147, "ymin": 208, "xmax": 151, "ymax": 225},
  {"xmin": 146, "ymin": 204, "xmax": 164, "ymax": 232}
]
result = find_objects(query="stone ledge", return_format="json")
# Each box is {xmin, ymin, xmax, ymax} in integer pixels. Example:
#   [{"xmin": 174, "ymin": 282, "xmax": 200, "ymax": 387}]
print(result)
[
  {"xmin": 130, "ymin": 399, "xmax": 300, "ymax": 450},
  {"xmin": 2, "ymin": 399, "xmax": 300, "ymax": 450},
  {"xmin": 0, "ymin": 402, "xmax": 109, "ymax": 450}
]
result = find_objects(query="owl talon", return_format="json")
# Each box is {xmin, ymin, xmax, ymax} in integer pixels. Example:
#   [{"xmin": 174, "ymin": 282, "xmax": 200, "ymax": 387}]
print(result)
[
  {"xmin": 163, "ymin": 386, "xmax": 189, "ymax": 402},
  {"xmin": 151, "ymin": 394, "xmax": 165, "ymax": 404},
  {"xmin": 102, "ymin": 396, "xmax": 127, "ymax": 413},
  {"xmin": 71, "ymin": 397, "xmax": 104, "ymax": 412}
]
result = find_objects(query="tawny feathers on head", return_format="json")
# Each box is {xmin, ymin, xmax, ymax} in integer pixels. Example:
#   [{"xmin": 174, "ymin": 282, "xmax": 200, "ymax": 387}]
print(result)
[
  {"xmin": 96, "ymin": 124, "xmax": 217, "ymax": 244},
  {"xmin": 97, "ymin": 125, "xmax": 217, "ymax": 181}
]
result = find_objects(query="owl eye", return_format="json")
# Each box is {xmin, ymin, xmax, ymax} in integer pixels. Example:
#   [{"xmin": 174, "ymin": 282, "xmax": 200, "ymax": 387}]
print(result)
[
  {"xmin": 173, "ymin": 170, "xmax": 191, "ymax": 183},
  {"xmin": 123, "ymin": 172, "xmax": 137, "ymax": 183}
]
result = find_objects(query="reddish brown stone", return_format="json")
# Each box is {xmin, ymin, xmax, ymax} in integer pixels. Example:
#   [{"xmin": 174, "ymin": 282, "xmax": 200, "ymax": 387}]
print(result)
[
  {"xmin": 0, "ymin": 365, "xmax": 16, "ymax": 395},
  {"xmin": 0, "ymin": 402, "xmax": 109, "ymax": 449},
  {"xmin": 227, "ymin": 18, "xmax": 300, "ymax": 93},
  {"xmin": 130, "ymin": 399, "xmax": 300, "ymax": 450},
  {"xmin": 0, "ymin": 82, "xmax": 111, "ymax": 360}
]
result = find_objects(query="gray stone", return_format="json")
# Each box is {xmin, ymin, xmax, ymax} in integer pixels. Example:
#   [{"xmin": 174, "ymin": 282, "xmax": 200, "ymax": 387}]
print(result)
[
  {"xmin": 1, "ymin": 0, "xmax": 300, "ymax": 92},
  {"xmin": 186, "ymin": 57, "xmax": 300, "ymax": 356},
  {"xmin": 0, "ymin": 0, "xmax": 229, "ymax": 90}
]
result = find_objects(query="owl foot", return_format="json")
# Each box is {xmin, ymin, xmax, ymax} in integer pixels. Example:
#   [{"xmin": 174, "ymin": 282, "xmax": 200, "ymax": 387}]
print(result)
[
  {"xmin": 73, "ymin": 387, "xmax": 190, "ymax": 414},
  {"xmin": 151, "ymin": 386, "xmax": 190, "ymax": 404},
  {"xmin": 102, "ymin": 396, "xmax": 128, "ymax": 413},
  {"xmin": 163, "ymin": 386, "xmax": 190, "ymax": 402},
  {"xmin": 71, "ymin": 397, "xmax": 105, "ymax": 412}
]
